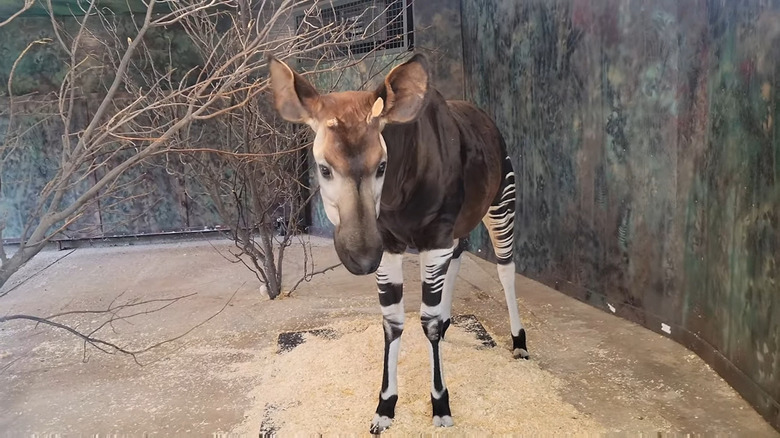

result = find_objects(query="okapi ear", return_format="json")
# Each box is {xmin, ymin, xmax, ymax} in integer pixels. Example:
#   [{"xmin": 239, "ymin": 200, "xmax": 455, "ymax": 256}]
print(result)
[
  {"xmin": 267, "ymin": 55, "xmax": 320, "ymax": 124},
  {"xmin": 376, "ymin": 54, "xmax": 429, "ymax": 124}
]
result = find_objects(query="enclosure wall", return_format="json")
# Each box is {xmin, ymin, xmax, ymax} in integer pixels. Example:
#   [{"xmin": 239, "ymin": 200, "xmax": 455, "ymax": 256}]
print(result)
[
  {"xmin": 460, "ymin": 0, "xmax": 779, "ymax": 428},
  {"xmin": 0, "ymin": 16, "xmax": 221, "ymax": 240}
]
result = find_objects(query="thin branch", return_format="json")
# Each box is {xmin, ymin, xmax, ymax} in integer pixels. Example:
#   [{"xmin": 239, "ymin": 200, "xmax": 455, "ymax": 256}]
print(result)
[
  {"xmin": 0, "ymin": 249, "xmax": 77, "ymax": 299},
  {"xmin": 287, "ymin": 263, "xmax": 342, "ymax": 297},
  {"xmin": 7, "ymin": 40, "xmax": 52, "ymax": 99},
  {"xmin": 0, "ymin": 287, "xmax": 239, "ymax": 365},
  {"xmin": 0, "ymin": 0, "xmax": 35, "ymax": 28},
  {"xmin": 44, "ymin": 293, "xmax": 197, "ymax": 319},
  {"xmin": 120, "ymin": 285, "xmax": 240, "ymax": 362},
  {"xmin": 163, "ymin": 144, "xmax": 310, "ymax": 159},
  {"xmin": 0, "ymin": 222, "xmax": 8, "ymax": 264},
  {"xmin": 0, "ymin": 314, "xmax": 143, "ymax": 358}
]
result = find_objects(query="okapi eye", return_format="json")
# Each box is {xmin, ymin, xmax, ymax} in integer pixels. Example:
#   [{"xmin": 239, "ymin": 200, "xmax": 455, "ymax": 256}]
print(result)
[
  {"xmin": 319, "ymin": 165, "xmax": 332, "ymax": 179},
  {"xmin": 376, "ymin": 161, "xmax": 387, "ymax": 178}
]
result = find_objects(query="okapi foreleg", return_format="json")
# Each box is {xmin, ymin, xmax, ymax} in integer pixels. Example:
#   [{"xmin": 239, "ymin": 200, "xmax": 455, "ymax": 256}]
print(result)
[
  {"xmin": 371, "ymin": 251, "xmax": 405, "ymax": 434},
  {"xmin": 419, "ymin": 245, "xmax": 455, "ymax": 427}
]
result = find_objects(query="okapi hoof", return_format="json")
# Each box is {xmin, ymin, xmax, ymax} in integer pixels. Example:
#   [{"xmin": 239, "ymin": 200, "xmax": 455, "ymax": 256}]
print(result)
[
  {"xmin": 433, "ymin": 415, "xmax": 454, "ymax": 427},
  {"xmin": 431, "ymin": 389, "xmax": 453, "ymax": 427},
  {"xmin": 370, "ymin": 414, "xmax": 393, "ymax": 434},
  {"xmin": 512, "ymin": 328, "xmax": 530, "ymax": 360},
  {"xmin": 513, "ymin": 348, "xmax": 530, "ymax": 360}
]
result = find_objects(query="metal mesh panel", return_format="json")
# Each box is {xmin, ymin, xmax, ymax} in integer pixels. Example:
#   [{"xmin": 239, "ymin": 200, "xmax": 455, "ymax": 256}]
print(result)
[{"xmin": 295, "ymin": 0, "xmax": 410, "ymax": 61}]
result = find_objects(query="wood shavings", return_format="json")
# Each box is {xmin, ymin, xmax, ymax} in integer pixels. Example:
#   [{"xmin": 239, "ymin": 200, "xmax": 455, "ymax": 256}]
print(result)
[{"xmin": 232, "ymin": 315, "xmax": 605, "ymax": 435}]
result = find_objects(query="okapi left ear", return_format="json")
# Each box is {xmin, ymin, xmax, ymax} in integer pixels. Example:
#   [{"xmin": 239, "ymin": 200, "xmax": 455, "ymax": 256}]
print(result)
[
  {"xmin": 267, "ymin": 55, "xmax": 320, "ymax": 124},
  {"xmin": 375, "ymin": 54, "xmax": 429, "ymax": 124}
]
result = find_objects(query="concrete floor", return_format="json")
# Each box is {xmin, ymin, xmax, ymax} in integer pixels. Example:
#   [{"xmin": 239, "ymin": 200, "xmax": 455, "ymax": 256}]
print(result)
[{"xmin": 0, "ymin": 236, "xmax": 776, "ymax": 435}]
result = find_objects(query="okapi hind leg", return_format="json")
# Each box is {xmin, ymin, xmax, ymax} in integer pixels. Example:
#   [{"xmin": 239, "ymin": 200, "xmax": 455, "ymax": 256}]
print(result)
[
  {"xmin": 420, "ymin": 245, "xmax": 457, "ymax": 428},
  {"xmin": 440, "ymin": 239, "xmax": 463, "ymax": 340},
  {"xmin": 371, "ymin": 251, "xmax": 405, "ymax": 434},
  {"xmin": 483, "ymin": 155, "xmax": 529, "ymax": 360}
]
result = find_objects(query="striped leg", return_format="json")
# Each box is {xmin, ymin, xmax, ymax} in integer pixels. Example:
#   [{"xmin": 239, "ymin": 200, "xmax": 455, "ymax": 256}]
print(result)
[
  {"xmin": 440, "ymin": 239, "xmax": 462, "ymax": 340},
  {"xmin": 420, "ymin": 245, "xmax": 456, "ymax": 427},
  {"xmin": 371, "ymin": 251, "xmax": 405, "ymax": 434},
  {"xmin": 483, "ymin": 156, "xmax": 529, "ymax": 359}
]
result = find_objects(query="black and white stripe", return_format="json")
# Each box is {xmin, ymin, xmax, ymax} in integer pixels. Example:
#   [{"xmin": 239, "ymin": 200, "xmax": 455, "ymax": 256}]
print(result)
[
  {"xmin": 371, "ymin": 245, "xmax": 458, "ymax": 432},
  {"xmin": 483, "ymin": 157, "xmax": 516, "ymax": 264},
  {"xmin": 371, "ymin": 251, "xmax": 405, "ymax": 434},
  {"xmin": 419, "ymin": 246, "xmax": 455, "ymax": 427},
  {"xmin": 483, "ymin": 156, "xmax": 529, "ymax": 359}
]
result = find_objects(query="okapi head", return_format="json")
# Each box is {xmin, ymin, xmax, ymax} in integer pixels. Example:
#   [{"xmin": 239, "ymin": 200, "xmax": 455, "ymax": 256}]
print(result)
[{"xmin": 268, "ymin": 54, "xmax": 429, "ymax": 275}]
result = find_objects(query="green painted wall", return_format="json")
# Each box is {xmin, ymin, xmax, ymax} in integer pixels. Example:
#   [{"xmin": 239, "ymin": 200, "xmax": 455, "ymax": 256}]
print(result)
[
  {"xmin": 461, "ymin": 0, "xmax": 779, "ymax": 429},
  {"xmin": 1, "ymin": 0, "xmax": 156, "ymax": 17},
  {"xmin": 0, "ymin": 13, "xmax": 209, "ymax": 240}
]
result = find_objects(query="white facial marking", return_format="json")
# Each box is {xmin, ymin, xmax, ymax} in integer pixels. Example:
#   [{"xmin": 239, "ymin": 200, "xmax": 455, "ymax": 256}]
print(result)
[
  {"xmin": 310, "ymin": 122, "xmax": 387, "ymax": 227},
  {"xmin": 312, "ymin": 123, "xmax": 342, "ymax": 226},
  {"xmin": 379, "ymin": 133, "xmax": 388, "ymax": 154}
]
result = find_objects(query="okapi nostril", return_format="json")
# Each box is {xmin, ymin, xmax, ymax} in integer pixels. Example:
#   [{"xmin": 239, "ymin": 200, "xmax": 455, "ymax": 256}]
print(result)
[
  {"xmin": 367, "ymin": 258, "xmax": 381, "ymax": 274},
  {"xmin": 358, "ymin": 257, "xmax": 381, "ymax": 275},
  {"xmin": 341, "ymin": 252, "xmax": 381, "ymax": 276}
]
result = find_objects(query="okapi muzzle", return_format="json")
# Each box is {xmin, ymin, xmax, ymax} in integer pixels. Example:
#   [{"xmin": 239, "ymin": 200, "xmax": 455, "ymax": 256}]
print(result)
[{"xmin": 332, "ymin": 179, "xmax": 384, "ymax": 275}]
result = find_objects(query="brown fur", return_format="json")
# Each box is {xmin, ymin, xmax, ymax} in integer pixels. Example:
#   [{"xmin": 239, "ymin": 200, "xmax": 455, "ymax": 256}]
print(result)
[
  {"xmin": 314, "ymin": 92, "xmax": 385, "ymax": 177},
  {"xmin": 268, "ymin": 54, "xmax": 509, "ymax": 271}
]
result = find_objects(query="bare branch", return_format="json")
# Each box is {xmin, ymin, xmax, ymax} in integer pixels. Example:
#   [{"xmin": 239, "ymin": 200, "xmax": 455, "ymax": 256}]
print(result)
[
  {"xmin": 0, "ymin": 287, "xmax": 238, "ymax": 365},
  {"xmin": 7, "ymin": 39, "xmax": 52, "ymax": 100},
  {"xmin": 0, "ymin": 249, "xmax": 77, "ymax": 299},
  {"xmin": 0, "ymin": 313, "xmax": 143, "ymax": 359},
  {"xmin": 164, "ymin": 144, "xmax": 310, "ymax": 159},
  {"xmin": 0, "ymin": 0, "xmax": 406, "ymax": 297},
  {"xmin": 0, "ymin": 221, "xmax": 7, "ymax": 264},
  {"xmin": 0, "ymin": 0, "xmax": 35, "ymax": 28},
  {"xmin": 287, "ymin": 263, "xmax": 343, "ymax": 297}
]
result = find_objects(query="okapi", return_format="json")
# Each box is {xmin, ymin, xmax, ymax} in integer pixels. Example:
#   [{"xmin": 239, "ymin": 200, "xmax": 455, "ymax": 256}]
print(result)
[{"xmin": 268, "ymin": 53, "xmax": 528, "ymax": 433}]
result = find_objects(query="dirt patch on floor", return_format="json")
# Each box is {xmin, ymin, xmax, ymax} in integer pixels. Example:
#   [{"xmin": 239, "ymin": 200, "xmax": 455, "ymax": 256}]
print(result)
[{"xmin": 229, "ymin": 314, "xmax": 606, "ymax": 435}]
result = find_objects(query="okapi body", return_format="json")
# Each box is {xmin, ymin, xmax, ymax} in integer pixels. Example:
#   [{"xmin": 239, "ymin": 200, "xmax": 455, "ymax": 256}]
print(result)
[{"xmin": 268, "ymin": 54, "xmax": 528, "ymax": 433}]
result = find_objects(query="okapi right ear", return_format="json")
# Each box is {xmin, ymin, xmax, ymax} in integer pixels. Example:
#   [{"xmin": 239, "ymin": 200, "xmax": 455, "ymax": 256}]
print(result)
[
  {"xmin": 267, "ymin": 55, "xmax": 320, "ymax": 124},
  {"xmin": 376, "ymin": 54, "xmax": 430, "ymax": 124}
]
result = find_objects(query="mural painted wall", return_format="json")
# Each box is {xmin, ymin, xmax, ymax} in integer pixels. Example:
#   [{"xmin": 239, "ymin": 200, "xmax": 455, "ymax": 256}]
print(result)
[
  {"xmin": 0, "ymin": 14, "xmax": 212, "ymax": 241},
  {"xmin": 460, "ymin": 0, "xmax": 779, "ymax": 429},
  {"xmin": 0, "ymin": 0, "xmax": 149, "ymax": 17},
  {"xmin": 0, "ymin": 95, "xmax": 215, "ymax": 241}
]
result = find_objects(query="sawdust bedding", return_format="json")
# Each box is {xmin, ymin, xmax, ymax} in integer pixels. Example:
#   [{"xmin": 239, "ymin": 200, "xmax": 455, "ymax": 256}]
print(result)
[{"xmin": 229, "ymin": 315, "xmax": 605, "ymax": 435}]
